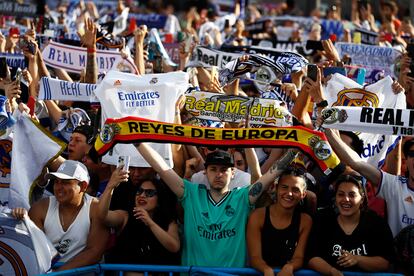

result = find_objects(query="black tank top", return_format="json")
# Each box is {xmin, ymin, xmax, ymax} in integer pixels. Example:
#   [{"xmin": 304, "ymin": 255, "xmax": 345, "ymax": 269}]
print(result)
[{"xmin": 261, "ymin": 206, "xmax": 301, "ymax": 267}]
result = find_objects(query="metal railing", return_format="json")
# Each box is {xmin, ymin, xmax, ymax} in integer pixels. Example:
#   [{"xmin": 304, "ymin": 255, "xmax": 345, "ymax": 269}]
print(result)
[{"xmin": 38, "ymin": 264, "xmax": 405, "ymax": 276}]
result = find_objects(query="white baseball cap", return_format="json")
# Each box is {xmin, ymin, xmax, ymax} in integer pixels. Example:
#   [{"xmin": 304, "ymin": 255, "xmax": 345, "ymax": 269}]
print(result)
[{"xmin": 45, "ymin": 160, "xmax": 90, "ymax": 183}]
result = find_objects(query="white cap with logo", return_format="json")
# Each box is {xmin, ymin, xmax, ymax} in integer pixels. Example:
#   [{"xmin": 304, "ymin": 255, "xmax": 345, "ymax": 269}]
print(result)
[{"xmin": 45, "ymin": 160, "xmax": 90, "ymax": 183}]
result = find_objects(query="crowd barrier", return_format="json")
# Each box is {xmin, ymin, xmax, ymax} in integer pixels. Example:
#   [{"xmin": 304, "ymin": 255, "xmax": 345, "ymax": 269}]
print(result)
[{"xmin": 39, "ymin": 264, "xmax": 405, "ymax": 276}]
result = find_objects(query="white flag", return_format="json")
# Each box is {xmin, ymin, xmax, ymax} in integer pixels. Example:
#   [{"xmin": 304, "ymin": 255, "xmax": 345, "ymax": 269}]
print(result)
[
  {"xmin": 324, "ymin": 73, "xmax": 406, "ymax": 167},
  {"xmin": 9, "ymin": 114, "xmax": 66, "ymax": 209}
]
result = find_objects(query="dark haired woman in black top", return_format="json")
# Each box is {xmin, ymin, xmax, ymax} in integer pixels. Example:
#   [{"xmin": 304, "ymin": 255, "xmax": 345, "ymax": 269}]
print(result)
[
  {"xmin": 247, "ymin": 167, "xmax": 313, "ymax": 276},
  {"xmin": 308, "ymin": 174, "xmax": 394, "ymax": 275},
  {"xmin": 98, "ymin": 168, "xmax": 180, "ymax": 268}
]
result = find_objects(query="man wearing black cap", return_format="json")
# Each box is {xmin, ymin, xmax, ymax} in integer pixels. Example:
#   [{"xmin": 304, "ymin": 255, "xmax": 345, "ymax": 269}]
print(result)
[
  {"xmin": 12, "ymin": 160, "xmax": 109, "ymax": 271},
  {"xmin": 137, "ymin": 143, "xmax": 296, "ymax": 267},
  {"xmin": 326, "ymin": 129, "xmax": 414, "ymax": 237}
]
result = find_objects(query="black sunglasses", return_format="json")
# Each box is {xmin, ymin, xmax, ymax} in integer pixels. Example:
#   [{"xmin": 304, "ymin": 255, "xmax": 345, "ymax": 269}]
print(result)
[{"xmin": 136, "ymin": 187, "xmax": 158, "ymax": 197}]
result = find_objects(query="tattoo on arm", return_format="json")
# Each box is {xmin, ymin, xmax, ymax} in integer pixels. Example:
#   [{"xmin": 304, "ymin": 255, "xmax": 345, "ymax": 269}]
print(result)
[
  {"xmin": 85, "ymin": 52, "xmax": 97, "ymax": 84},
  {"xmin": 249, "ymin": 182, "xmax": 263, "ymax": 197}
]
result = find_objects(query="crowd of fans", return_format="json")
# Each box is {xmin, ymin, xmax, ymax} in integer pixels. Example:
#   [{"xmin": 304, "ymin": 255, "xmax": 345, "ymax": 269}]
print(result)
[{"xmin": 2, "ymin": 0, "xmax": 414, "ymax": 275}]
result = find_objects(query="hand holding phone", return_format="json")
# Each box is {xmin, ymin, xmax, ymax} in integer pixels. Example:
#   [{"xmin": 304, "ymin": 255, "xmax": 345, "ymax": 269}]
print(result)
[
  {"xmin": 307, "ymin": 64, "xmax": 318, "ymax": 81},
  {"xmin": 117, "ymin": 156, "xmax": 130, "ymax": 172},
  {"xmin": 18, "ymin": 37, "xmax": 36, "ymax": 55}
]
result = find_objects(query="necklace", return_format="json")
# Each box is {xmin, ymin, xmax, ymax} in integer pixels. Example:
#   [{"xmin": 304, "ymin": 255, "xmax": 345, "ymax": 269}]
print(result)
[
  {"xmin": 59, "ymin": 202, "xmax": 83, "ymax": 230},
  {"xmin": 337, "ymin": 216, "xmax": 359, "ymax": 235}
]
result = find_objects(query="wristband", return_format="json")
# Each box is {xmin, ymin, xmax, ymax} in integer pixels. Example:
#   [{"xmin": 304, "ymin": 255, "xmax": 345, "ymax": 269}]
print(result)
[
  {"xmin": 316, "ymin": 100, "xmax": 328, "ymax": 108},
  {"xmin": 87, "ymin": 48, "xmax": 96, "ymax": 54}
]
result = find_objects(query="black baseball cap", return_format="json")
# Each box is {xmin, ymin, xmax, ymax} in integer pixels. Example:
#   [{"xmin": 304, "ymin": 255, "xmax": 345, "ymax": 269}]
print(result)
[{"xmin": 204, "ymin": 150, "xmax": 234, "ymax": 168}]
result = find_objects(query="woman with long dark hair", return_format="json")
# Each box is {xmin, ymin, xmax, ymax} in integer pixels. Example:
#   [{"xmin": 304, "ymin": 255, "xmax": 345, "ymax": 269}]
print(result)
[
  {"xmin": 307, "ymin": 174, "xmax": 394, "ymax": 275},
  {"xmin": 98, "ymin": 168, "xmax": 180, "ymax": 268}
]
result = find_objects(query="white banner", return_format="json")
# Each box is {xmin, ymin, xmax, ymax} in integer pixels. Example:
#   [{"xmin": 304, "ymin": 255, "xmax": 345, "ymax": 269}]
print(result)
[
  {"xmin": 185, "ymin": 91, "xmax": 293, "ymax": 127},
  {"xmin": 322, "ymin": 106, "xmax": 414, "ymax": 136},
  {"xmin": 41, "ymin": 41, "xmax": 137, "ymax": 74},
  {"xmin": 324, "ymin": 73, "xmax": 406, "ymax": 167},
  {"xmin": 39, "ymin": 77, "xmax": 98, "ymax": 102},
  {"xmin": 95, "ymin": 70, "xmax": 188, "ymax": 167},
  {"xmin": 335, "ymin": 42, "xmax": 402, "ymax": 82},
  {"xmin": 189, "ymin": 46, "xmax": 241, "ymax": 68},
  {"xmin": 9, "ymin": 113, "xmax": 66, "ymax": 209}
]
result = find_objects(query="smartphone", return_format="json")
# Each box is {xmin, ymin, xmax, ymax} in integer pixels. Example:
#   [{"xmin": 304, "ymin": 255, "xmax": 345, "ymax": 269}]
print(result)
[
  {"xmin": 323, "ymin": 67, "xmax": 347, "ymax": 77},
  {"xmin": 117, "ymin": 155, "xmax": 130, "ymax": 171},
  {"xmin": 18, "ymin": 37, "xmax": 36, "ymax": 55},
  {"xmin": 0, "ymin": 57, "xmax": 7, "ymax": 78},
  {"xmin": 306, "ymin": 40, "xmax": 324, "ymax": 51},
  {"xmin": 307, "ymin": 64, "xmax": 318, "ymax": 81},
  {"xmin": 14, "ymin": 68, "xmax": 22, "ymax": 87}
]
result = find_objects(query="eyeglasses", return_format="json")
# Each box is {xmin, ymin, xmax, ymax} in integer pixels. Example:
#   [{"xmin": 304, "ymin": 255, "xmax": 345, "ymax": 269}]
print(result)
[{"xmin": 136, "ymin": 187, "xmax": 158, "ymax": 197}]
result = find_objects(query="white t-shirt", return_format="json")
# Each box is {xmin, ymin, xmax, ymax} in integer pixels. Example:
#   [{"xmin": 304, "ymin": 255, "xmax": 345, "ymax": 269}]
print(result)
[
  {"xmin": 378, "ymin": 171, "xmax": 414, "ymax": 237},
  {"xmin": 191, "ymin": 168, "xmax": 251, "ymax": 190}
]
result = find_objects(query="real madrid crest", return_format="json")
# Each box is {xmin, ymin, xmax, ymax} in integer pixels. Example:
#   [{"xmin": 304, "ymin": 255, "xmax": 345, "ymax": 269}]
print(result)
[
  {"xmin": 321, "ymin": 108, "xmax": 348, "ymax": 125},
  {"xmin": 308, "ymin": 135, "xmax": 332, "ymax": 161},
  {"xmin": 150, "ymin": 77, "xmax": 158, "ymax": 84},
  {"xmin": 100, "ymin": 123, "xmax": 120, "ymax": 144}
]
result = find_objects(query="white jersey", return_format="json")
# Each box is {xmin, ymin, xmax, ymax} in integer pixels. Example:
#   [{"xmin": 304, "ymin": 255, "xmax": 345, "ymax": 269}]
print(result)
[
  {"xmin": 378, "ymin": 171, "xmax": 414, "ymax": 237},
  {"xmin": 44, "ymin": 194, "xmax": 93, "ymax": 262},
  {"xmin": 191, "ymin": 168, "xmax": 251, "ymax": 190},
  {"xmin": 95, "ymin": 71, "xmax": 188, "ymax": 167}
]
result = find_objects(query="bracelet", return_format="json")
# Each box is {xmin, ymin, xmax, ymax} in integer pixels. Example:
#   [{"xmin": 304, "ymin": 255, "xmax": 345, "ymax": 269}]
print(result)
[{"xmin": 87, "ymin": 48, "xmax": 96, "ymax": 54}]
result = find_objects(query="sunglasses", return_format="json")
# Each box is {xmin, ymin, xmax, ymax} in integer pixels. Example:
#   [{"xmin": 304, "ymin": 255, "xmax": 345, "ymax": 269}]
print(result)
[{"xmin": 136, "ymin": 187, "xmax": 158, "ymax": 197}]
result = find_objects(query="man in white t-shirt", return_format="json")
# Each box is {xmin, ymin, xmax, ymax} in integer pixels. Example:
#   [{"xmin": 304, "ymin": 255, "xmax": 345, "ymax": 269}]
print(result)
[{"xmin": 326, "ymin": 129, "xmax": 414, "ymax": 237}]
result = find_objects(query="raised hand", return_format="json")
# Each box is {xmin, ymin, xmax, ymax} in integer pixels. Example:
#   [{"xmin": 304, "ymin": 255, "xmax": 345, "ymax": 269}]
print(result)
[{"xmin": 78, "ymin": 17, "xmax": 97, "ymax": 49}]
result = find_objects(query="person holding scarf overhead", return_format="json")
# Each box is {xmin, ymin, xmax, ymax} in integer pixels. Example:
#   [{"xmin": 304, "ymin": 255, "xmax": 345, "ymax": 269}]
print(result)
[{"xmin": 247, "ymin": 166, "xmax": 312, "ymax": 276}]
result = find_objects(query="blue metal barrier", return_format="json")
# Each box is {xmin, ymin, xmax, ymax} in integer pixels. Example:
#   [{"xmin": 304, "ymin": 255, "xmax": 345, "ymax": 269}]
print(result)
[{"xmin": 38, "ymin": 264, "xmax": 405, "ymax": 276}]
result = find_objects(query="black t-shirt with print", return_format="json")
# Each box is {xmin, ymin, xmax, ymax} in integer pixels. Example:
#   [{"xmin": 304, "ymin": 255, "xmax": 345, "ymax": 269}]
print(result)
[{"xmin": 307, "ymin": 209, "xmax": 394, "ymax": 271}]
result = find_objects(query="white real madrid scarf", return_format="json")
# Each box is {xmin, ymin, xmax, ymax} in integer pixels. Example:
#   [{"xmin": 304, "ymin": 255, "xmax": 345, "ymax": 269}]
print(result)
[
  {"xmin": 41, "ymin": 40, "xmax": 138, "ymax": 74},
  {"xmin": 323, "ymin": 73, "xmax": 406, "ymax": 168},
  {"xmin": 39, "ymin": 77, "xmax": 98, "ymax": 102}
]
